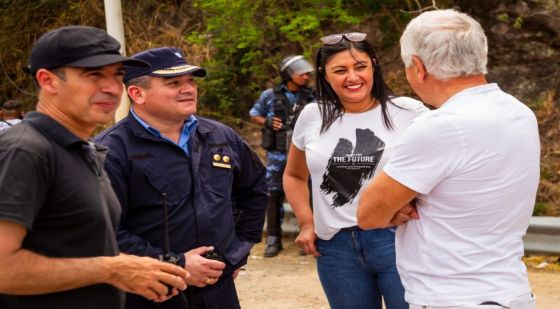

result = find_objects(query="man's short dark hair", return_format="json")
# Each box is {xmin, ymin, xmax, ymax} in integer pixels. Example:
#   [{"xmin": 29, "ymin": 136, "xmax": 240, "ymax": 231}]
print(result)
[
  {"xmin": 1, "ymin": 100, "xmax": 23, "ymax": 111},
  {"xmin": 50, "ymin": 67, "xmax": 67, "ymax": 81},
  {"xmin": 125, "ymin": 75, "xmax": 151, "ymax": 104},
  {"xmin": 32, "ymin": 67, "xmax": 66, "ymax": 90},
  {"xmin": 125, "ymin": 75, "xmax": 151, "ymax": 89}
]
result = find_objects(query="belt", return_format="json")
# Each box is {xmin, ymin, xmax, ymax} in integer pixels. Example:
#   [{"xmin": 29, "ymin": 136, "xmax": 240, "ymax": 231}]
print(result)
[{"xmin": 339, "ymin": 225, "xmax": 362, "ymax": 232}]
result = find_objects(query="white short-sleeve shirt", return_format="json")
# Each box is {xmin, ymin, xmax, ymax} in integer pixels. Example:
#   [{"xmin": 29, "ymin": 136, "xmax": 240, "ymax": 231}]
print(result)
[
  {"xmin": 384, "ymin": 84, "xmax": 540, "ymax": 306},
  {"xmin": 292, "ymin": 97, "xmax": 427, "ymax": 240}
]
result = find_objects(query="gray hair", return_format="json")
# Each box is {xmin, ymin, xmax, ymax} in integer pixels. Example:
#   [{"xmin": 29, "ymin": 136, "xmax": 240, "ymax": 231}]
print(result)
[
  {"xmin": 400, "ymin": 9, "xmax": 488, "ymax": 80},
  {"xmin": 125, "ymin": 75, "xmax": 151, "ymax": 89}
]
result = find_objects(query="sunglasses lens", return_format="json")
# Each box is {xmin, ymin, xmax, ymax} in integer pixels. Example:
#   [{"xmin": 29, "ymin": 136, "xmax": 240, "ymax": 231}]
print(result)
[
  {"xmin": 321, "ymin": 34, "xmax": 343, "ymax": 45},
  {"xmin": 345, "ymin": 32, "xmax": 367, "ymax": 42}
]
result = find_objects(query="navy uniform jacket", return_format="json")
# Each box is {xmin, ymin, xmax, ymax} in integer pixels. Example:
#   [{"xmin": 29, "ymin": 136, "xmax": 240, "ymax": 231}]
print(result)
[{"xmin": 95, "ymin": 114, "xmax": 268, "ymax": 307}]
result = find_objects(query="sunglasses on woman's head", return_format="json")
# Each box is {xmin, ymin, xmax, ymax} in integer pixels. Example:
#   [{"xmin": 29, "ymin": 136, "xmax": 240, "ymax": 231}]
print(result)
[{"xmin": 320, "ymin": 32, "xmax": 367, "ymax": 45}]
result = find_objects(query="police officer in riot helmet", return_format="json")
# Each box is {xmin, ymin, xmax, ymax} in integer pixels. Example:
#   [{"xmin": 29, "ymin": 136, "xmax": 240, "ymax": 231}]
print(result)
[{"xmin": 249, "ymin": 55, "xmax": 315, "ymax": 257}]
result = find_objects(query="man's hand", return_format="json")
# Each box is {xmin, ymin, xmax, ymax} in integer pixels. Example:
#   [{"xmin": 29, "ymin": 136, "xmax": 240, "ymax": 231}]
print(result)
[
  {"xmin": 184, "ymin": 246, "xmax": 226, "ymax": 287},
  {"xmin": 232, "ymin": 268, "xmax": 241, "ymax": 279},
  {"xmin": 105, "ymin": 254, "xmax": 188, "ymax": 302},
  {"xmin": 265, "ymin": 116, "xmax": 284, "ymax": 131},
  {"xmin": 390, "ymin": 202, "xmax": 420, "ymax": 226},
  {"xmin": 295, "ymin": 224, "xmax": 320, "ymax": 257},
  {"xmin": 357, "ymin": 171, "xmax": 418, "ymax": 229}
]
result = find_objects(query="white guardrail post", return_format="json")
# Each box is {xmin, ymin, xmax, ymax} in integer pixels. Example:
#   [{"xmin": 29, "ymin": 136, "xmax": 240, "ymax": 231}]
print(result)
[{"xmin": 104, "ymin": 0, "xmax": 130, "ymax": 122}]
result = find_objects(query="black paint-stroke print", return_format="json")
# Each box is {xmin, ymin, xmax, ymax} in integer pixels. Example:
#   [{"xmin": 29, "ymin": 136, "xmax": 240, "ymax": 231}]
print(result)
[{"xmin": 320, "ymin": 128, "xmax": 385, "ymax": 208}]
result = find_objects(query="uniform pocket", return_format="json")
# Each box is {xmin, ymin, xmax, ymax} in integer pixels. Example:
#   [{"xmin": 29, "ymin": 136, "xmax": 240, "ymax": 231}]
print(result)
[{"xmin": 144, "ymin": 165, "xmax": 187, "ymax": 203}]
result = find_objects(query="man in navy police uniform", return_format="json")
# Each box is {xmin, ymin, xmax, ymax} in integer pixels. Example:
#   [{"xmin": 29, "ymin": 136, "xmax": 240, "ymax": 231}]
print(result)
[{"xmin": 95, "ymin": 47, "xmax": 268, "ymax": 309}]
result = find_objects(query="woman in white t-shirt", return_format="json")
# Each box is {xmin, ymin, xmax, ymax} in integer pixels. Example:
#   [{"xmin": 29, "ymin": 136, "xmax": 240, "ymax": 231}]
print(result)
[{"xmin": 283, "ymin": 33, "xmax": 426, "ymax": 309}]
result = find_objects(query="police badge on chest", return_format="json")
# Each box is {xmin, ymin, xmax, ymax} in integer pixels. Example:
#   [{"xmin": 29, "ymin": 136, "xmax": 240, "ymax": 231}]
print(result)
[{"xmin": 212, "ymin": 153, "xmax": 232, "ymax": 169}]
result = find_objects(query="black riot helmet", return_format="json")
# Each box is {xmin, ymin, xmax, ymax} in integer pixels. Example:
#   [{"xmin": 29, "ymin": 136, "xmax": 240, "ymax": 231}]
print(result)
[{"xmin": 279, "ymin": 55, "xmax": 314, "ymax": 83}]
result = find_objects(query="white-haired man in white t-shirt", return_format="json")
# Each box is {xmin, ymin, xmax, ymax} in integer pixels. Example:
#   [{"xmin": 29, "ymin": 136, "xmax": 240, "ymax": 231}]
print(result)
[{"xmin": 357, "ymin": 9, "xmax": 539, "ymax": 309}]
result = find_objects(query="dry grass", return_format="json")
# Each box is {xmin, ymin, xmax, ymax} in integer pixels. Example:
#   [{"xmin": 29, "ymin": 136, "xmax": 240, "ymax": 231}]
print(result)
[{"xmin": 524, "ymin": 255, "xmax": 560, "ymax": 272}]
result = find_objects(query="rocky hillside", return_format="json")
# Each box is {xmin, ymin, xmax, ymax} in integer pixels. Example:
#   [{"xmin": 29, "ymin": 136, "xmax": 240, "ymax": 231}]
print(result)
[
  {"xmin": 364, "ymin": 0, "xmax": 560, "ymax": 214},
  {"xmin": 460, "ymin": 0, "xmax": 560, "ymax": 214}
]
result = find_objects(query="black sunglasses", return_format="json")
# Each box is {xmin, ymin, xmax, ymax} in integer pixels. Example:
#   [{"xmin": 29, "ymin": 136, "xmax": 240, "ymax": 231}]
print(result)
[{"xmin": 320, "ymin": 32, "xmax": 367, "ymax": 45}]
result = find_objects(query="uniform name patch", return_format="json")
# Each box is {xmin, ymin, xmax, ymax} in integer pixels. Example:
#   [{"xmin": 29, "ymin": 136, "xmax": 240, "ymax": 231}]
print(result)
[{"xmin": 212, "ymin": 162, "xmax": 231, "ymax": 169}]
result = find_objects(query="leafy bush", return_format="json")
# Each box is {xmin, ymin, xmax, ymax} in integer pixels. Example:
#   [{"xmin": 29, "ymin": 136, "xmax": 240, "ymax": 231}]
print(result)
[{"xmin": 187, "ymin": 0, "xmax": 366, "ymax": 117}]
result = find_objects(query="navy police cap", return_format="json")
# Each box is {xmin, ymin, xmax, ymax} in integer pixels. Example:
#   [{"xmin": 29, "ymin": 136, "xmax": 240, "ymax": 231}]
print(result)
[{"xmin": 124, "ymin": 47, "xmax": 207, "ymax": 82}]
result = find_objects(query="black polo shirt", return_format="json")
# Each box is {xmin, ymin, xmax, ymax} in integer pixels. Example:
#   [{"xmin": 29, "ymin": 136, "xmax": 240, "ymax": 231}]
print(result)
[{"xmin": 0, "ymin": 112, "xmax": 124, "ymax": 309}]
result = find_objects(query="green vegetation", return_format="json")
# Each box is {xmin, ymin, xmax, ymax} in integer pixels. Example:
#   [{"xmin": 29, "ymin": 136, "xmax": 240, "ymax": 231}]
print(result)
[
  {"xmin": 533, "ymin": 202, "xmax": 549, "ymax": 216},
  {"xmin": 513, "ymin": 16, "xmax": 524, "ymax": 29},
  {"xmin": 0, "ymin": 0, "xmax": 559, "ymax": 213},
  {"xmin": 184, "ymin": 0, "xmax": 432, "ymax": 116},
  {"xmin": 496, "ymin": 12, "xmax": 523, "ymax": 30},
  {"xmin": 527, "ymin": 96, "xmax": 548, "ymax": 111},
  {"xmin": 187, "ymin": 0, "xmax": 365, "ymax": 115},
  {"xmin": 0, "ymin": 0, "xmax": 441, "ymax": 116},
  {"xmin": 497, "ymin": 13, "xmax": 509, "ymax": 22}
]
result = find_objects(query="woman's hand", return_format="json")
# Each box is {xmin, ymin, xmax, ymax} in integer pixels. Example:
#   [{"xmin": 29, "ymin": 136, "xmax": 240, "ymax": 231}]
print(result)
[{"xmin": 295, "ymin": 225, "xmax": 320, "ymax": 257}]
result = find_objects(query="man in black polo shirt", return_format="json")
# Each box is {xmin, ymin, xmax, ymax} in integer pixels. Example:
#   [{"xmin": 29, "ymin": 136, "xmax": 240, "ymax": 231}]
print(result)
[{"xmin": 0, "ymin": 26, "xmax": 188, "ymax": 309}]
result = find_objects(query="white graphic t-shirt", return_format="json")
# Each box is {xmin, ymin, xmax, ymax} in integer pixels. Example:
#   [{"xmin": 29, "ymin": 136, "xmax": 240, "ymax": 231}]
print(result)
[{"xmin": 292, "ymin": 97, "xmax": 427, "ymax": 240}]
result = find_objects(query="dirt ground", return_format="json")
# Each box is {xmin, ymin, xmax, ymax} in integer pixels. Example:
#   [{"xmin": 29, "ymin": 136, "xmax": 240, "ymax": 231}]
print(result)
[{"xmin": 235, "ymin": 236, "xmax": 560, "ymax": 309}]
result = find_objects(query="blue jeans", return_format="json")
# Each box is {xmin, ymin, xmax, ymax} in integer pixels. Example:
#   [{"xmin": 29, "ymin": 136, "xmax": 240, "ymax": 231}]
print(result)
[{"xmin": 316, "ymin": 227, "xmax": 407, "ymax": 309}]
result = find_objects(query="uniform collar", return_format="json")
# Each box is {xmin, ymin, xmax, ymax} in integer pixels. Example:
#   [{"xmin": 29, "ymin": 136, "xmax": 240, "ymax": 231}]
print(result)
[{"xmin": 129, "ymin": 107, "xmax": 198, "ymax": 140}]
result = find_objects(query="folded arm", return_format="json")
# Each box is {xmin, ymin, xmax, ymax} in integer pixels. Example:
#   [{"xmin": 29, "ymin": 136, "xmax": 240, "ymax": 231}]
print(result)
[{"xmin": 357, "ymin": 171, "xmax": 419, "ymax": 229}]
